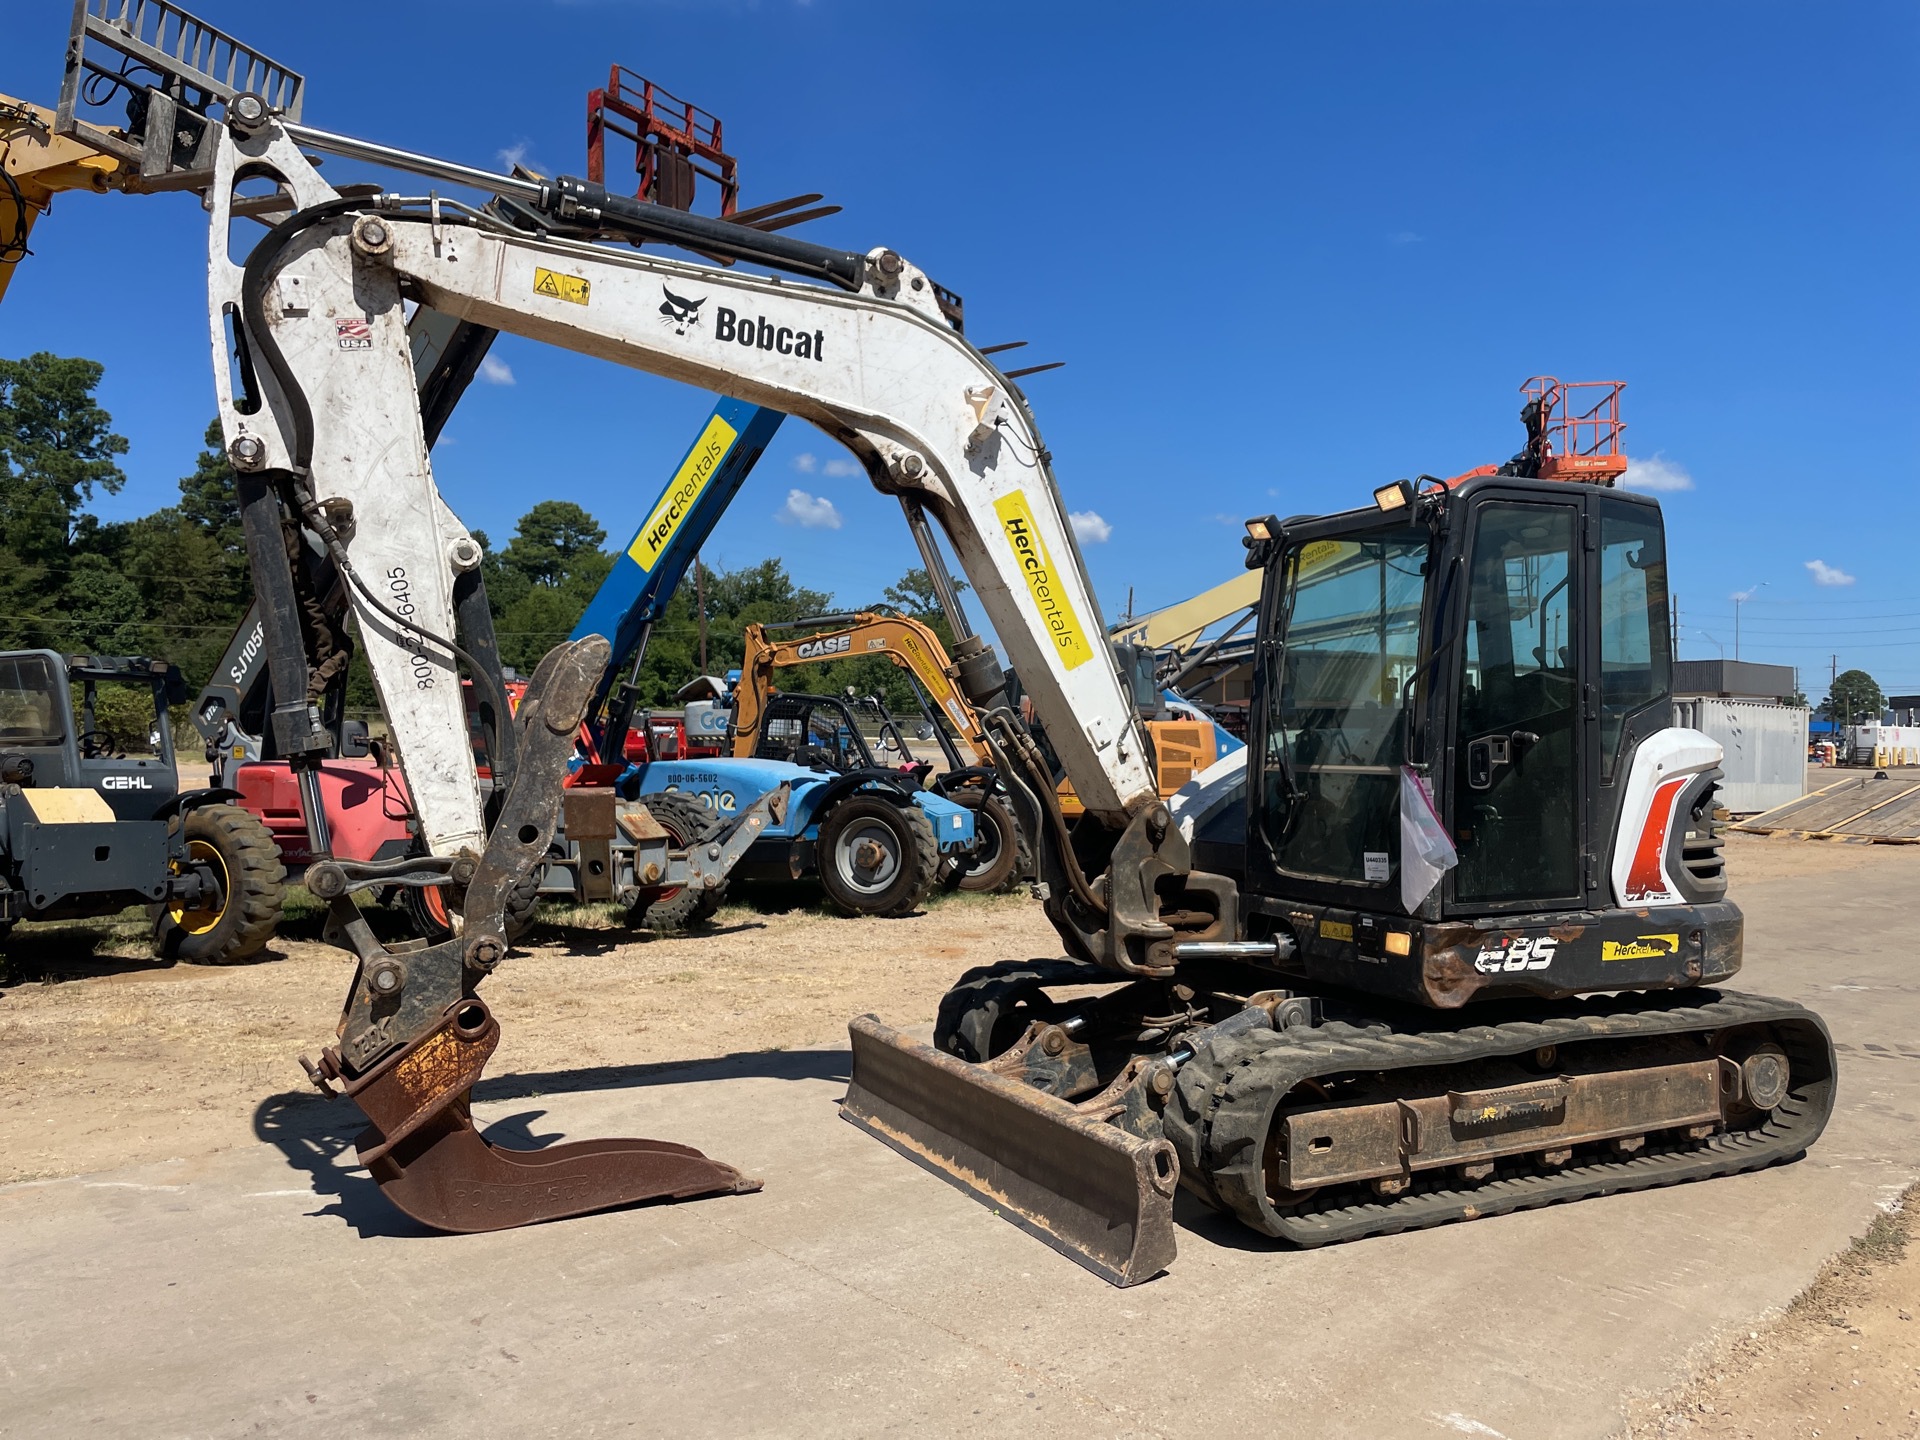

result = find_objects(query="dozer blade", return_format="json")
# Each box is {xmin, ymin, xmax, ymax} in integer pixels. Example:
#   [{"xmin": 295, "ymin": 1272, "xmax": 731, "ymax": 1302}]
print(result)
[
  {"xmin": 346, "ymin": 999, "xmax": 759, "ymax": 1233},
  {"xmin": 842, "ymin": 1014, "xmax": 1178, "ymax": 1286}
]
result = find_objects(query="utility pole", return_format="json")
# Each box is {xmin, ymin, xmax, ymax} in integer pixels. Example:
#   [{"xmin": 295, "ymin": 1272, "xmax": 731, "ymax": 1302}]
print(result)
[
  {"xmin": 1831, "ymin": 654, "xmax": 1840, "ymax": 755},
  {"xmin": 695, "ymin": 552, "xmax": 709, "ymax": 673},
  {"xmin": 1671, "ymin": 594, "xmax": 1680, "ymax": 660}
]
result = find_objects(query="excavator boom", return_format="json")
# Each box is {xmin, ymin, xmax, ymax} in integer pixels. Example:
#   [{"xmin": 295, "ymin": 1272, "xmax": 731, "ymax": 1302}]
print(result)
[{"xmin": 732, "ymin": 612, "xmax": 995, "ymax": 766}]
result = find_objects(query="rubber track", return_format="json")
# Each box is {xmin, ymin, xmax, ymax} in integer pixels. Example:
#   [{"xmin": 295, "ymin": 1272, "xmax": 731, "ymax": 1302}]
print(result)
[
  {"xmin": 932, "ymin": 957, "xmax": 1108, "ymax": 1061},
  {"xmin": 1173, "ymin": 989, "xmax": 1836, "ymax": 1246}
]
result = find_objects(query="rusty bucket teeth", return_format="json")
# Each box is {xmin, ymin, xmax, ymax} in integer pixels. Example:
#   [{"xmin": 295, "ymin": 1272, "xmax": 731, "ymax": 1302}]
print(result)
[
  {"xmin": 842, "ymin": 1013, "xmax": 1178, "ymax": 1287},
  {"xmin": 344, "ymin": 1000, "xmax": 758, "ymax": 1234}
]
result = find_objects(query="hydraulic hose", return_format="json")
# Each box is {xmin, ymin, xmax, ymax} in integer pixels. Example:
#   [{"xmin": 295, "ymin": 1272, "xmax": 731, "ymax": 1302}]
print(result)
[
  {"xmin": 237, "ymin": 198, "xmax": 503, "ymax": 719},
  {"xmin": 986, "ymin": 709, "xmax": 1107, "ymax": 916}
]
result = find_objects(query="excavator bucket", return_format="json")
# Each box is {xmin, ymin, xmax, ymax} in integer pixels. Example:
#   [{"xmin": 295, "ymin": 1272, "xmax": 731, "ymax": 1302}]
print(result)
[
  {"xmin": 842, "ymin": 1014, "xmax": 1178, "ymax": 1286},
  {"xmin": 345, "ymin": 998, "xmax": 759, "ymax": 1232}
]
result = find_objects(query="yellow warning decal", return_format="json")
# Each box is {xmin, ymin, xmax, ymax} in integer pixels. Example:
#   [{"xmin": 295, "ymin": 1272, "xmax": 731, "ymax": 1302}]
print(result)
[
  {"xmin": 533, "ymin": 267, "xmax": 590, "ymax": 305},
  {"xmin": 1602, "ymin": 933, "xmax": 1680, "ymax": 962},
  {"xmin": 994, "ymin": 491, "xmax": 1093, "ymax": 671},
  {"xmin": 627, "ymin": 412, "xmax": 739, "ymax": 573},
  {"xmin": 1319, "ymin": 919, "xmax": 1354, "ymax": 943}
]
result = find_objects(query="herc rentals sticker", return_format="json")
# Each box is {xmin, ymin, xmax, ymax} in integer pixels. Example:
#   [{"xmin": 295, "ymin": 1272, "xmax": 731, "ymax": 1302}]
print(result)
[
  {"xmin": 1603, "ymin": 933, "xmax": 1679, "ymax": 962},
  {"xmin": 628, "ymin": 413, "xmax": 739, "ymax": 573},
  {"xmin": 994, "ymin": 491, "xmax": 1093, "ymax": 670}
]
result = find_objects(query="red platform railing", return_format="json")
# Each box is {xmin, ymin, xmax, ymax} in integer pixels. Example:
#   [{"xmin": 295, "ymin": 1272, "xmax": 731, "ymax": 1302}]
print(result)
[{"xmin": 1524, "ymin": 377, "xmax": 1628, "ymax": 483}]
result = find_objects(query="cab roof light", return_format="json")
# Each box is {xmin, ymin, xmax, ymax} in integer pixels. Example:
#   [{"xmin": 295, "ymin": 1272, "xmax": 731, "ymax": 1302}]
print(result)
[
  {"xmin": 1373, "ymin": 480, "xmax": 1416, "ymax": 513},
  {"xmin": 1244, "ymin": 517, "xmax": 1272, "ymax": 542}
]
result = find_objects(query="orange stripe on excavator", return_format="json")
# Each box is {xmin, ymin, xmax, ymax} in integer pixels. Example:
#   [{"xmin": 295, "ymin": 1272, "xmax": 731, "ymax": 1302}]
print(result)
[{"xmin": 1624, "ymin": 775, "xmax": 1691, "ymax": 903}]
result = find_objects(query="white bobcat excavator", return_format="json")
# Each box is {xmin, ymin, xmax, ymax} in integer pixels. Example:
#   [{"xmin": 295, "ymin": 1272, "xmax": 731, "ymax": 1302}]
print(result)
[{"xmin": 53, "ymin": 5, "xmax": 1832, "ymax": 1264}]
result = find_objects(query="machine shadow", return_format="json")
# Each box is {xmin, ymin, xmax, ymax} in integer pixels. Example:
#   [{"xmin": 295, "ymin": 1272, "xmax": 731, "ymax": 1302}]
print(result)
[
  {"xmin": 1169, "ymin": 1192, "xmax": 1298, "ymax": 1253},
  {"xmin": 250, "ymin": 1047, "xmax": 853, "ymax": 1237}
]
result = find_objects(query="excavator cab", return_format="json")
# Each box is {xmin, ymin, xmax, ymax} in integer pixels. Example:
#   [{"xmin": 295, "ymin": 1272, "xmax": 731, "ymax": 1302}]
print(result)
[{"xmin": 1238, "ymin": 473, "xmax": 1736, "ymax": 1007}]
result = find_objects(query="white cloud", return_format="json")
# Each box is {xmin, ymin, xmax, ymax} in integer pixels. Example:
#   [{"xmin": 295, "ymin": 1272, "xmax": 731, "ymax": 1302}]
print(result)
[
  {"xmin": 1391, "ymin": 231, "xmax": 1424, "ymax": 245},
  {"xmin": 1805, "ymin": 559, "xmax": 1855, "ymax": 587},
  {"xmin": 793, "ymin": 451, "xmax": 859, "ymax": 478},
  {"xmin": 1620, "ymin": 453, "xmax": 1694, "ymax": 492},
  {"xmin": 1070, "ymin": 510, "xmax": 1112, "ymax": 544},
  {"xmin": 777, "ymin": 489, "xmax": 842, "ymax": 529},
  {"xmin": 497, "ymin": 141, "xmax": 531, "ymax": 171},
  {"xmin": 478, "ymin": 355, "xmax": 515, "ymax": 386}
]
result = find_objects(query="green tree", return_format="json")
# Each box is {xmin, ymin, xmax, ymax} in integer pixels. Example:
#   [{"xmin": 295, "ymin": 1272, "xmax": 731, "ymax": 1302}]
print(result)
[
  {"xmin": 500, "ymin": 500, "xmax": 605, "ymax": 589},
  {"xmin": 0, "ymin": 353, "xmax": 128, "ymax": 554},
  {"xmin": 882, "ymin": 567, "xmax": 951, "ymax": 618},
  {"xmin": 0, "ymin": 354, "xmax": 132, "ymax": 654},
  {"xmin": 1822, "ymin": 669, "xmax": 1884, "ymax": 727},
  {"xmin": 483, "ymin": 503, "xmax": 616, "ymax": 674},
  {"xmin": 175, "ymin": 420, "xmax": 244, "ymax": 551}
]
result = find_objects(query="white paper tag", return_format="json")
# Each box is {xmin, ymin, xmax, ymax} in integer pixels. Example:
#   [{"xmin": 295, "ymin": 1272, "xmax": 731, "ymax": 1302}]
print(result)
[{"xmin": 1364, "ymin": 851, "xmax": 1391, "ymax": 882}]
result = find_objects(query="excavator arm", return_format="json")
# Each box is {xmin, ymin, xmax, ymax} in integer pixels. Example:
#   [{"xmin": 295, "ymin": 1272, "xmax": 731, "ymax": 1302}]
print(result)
[
  {"xmin": 159, "ymin": 79, "xmax": 1221, "ymax": 1235},
  {"xmin": 36, "ymin": 1, "xmax": 1228, "ymax": 1247},
  {"xmin": 732, "ymin": 612, "xmax": 995, "ymax": 768}
]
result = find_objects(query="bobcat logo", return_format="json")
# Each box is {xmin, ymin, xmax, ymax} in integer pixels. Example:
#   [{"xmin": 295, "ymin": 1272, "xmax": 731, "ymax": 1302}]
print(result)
[{"xmin": 660, "ymin": 286, "xmax": 705, "ymax": 335}]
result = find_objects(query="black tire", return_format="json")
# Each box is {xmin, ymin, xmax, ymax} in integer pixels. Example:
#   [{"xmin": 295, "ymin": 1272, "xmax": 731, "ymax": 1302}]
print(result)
[
  {"xmin": 941, "ymin": 793, "xmax": 1023, "ymax": 894},
  {"xmin": 402, "ymin": 861, "xmax": 543, "ymax": 943},
  {"xmin": 626, "ymin": 792, "xmax": 729, "ymax": 933},
  {"xmin": 153, "ymin": 804, "xmax": 286, "ymax": 964},
  {"xmin": 933, "ymin": 957, "xmax": 1108, "ymax": 1061},
  {"xmin": 816, "ymin": 795, "xmax": 938, "ymax": 918}
]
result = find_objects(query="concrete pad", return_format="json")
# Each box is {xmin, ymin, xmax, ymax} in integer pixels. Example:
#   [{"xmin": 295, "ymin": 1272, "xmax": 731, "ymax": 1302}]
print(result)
[{"xmin": 3, "ymin": 857, "xmax": 1917, "ymax": 1438}]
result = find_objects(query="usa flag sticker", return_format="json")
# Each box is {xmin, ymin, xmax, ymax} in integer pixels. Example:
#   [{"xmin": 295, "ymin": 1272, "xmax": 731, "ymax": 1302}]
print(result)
[{"xmin": 336, "ymin": 319, "xmax": 373, "ymax": 350}]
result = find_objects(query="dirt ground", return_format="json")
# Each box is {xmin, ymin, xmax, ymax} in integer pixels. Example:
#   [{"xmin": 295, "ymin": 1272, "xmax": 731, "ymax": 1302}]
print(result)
[
  {"xmin": 1628, "ymin": 1189, "xmax": 1920, "ymax": 1440},
  {"xmin": 0, "ymin": 884, "xmax": 1050, "ymax": 1186},
  {"xmin": 4, "ymin": 836, "xmax": 1918, "ymax": 1437}
]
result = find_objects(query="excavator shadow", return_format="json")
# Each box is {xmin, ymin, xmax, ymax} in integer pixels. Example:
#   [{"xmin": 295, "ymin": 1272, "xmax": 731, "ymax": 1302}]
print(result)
[
  {"xmin": 250, "ymin": 1048, "xmax": 852, "ymax": 1237},
  {"xmin": 1168, "ymin": 1192, "xmax": 1299, "ymax": 1254}
]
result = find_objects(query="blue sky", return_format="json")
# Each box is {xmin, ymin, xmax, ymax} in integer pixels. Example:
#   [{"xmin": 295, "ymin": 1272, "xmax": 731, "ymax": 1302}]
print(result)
[{"xmin": 4, "ymin": 3, "xmax": 1916, "ymax": 702}]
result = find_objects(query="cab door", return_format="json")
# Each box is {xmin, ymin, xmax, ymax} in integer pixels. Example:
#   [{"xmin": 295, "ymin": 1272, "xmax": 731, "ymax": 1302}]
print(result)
[{"xmin": 1447, "ymin": 494, "xmax": 1587, "ymax": 912}]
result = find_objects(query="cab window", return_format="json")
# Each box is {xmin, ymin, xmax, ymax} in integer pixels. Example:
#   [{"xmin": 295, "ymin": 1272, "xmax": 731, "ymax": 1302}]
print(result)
[
  {"xmin": 1596, "ymin": 499, "xmax": 1671, "ymax": 779},
  {"xmin": 0, "ymin": 655, "xmax": 62, "ymax": 744},
  {"xmin": 1259, "ymin": 531, "xmax": 1429, "ymax": 883}
]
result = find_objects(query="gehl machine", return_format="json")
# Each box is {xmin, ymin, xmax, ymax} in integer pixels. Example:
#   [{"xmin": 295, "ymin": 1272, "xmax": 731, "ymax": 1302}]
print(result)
[
  {"xmin": 49, "ymin": 5, "xmax": 1831, "ymax": 1273},
  {"xmin": 0, "ymin": 649, "xmax": 283, "ymax": 962}
]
